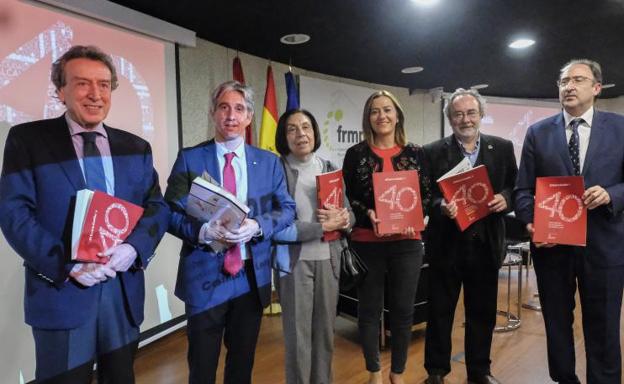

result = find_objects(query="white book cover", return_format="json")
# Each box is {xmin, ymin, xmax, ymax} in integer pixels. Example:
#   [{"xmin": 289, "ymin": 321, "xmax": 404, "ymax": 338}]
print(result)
[
  {"xmin": 186, "ymin": 176, "xmax": 250, "ymax": 230},
  {"xmin": 437, "ymin": 157, "xmax": 472, "ymax": 182},
  {"xmin": 71, "ymin": 189, "xmax": 94, "ymax": 260}
]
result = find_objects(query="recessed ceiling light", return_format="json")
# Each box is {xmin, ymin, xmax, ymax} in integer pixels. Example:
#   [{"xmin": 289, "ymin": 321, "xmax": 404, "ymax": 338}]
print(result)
[
  {"xmin": 470, "ymin": 84, "xmax": 489, "ymax": 90},
  {"xmin": 401, "ymin": 66, "xmax": 424, "ymax": 74},
  {"xmin": 602, "ymin": 83, "xmax": 615, "ymax": 89},
  {"xmin": 509, "ymin": 38, "xmax": 535, "ymax": 49},
  {"xmin": 411, "ymin": 0, "xmax": 439, "ymax": 6},
  {"xmin": 280, "ymin": 34, "xmax": 310, "ymax": 45}
]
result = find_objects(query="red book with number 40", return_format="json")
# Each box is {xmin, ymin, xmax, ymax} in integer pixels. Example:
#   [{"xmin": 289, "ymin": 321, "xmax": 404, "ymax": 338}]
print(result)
[
  {"xmin": 316, "ymin": 169, "xmax": 344, "ymax": 241},
  {"xmin": 533, "ymin": 176, "xmax": 586, "ymax": 246},
  {"xmin": 71, "ymin": 189, "xmax": 144, "ymax": 263},
  {"xmin": 437, "ymin": 165, "xmax": 494, "ymax": 231},
  {"xmin": 372, "ymin": 170, "xmax": 425, "ymax": 236}
]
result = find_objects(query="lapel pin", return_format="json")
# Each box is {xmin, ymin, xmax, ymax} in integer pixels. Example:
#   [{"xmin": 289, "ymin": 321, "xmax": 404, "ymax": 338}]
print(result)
[{"xmin": 488, "ymin": 144, "xmax": 493, "ymax": 150}]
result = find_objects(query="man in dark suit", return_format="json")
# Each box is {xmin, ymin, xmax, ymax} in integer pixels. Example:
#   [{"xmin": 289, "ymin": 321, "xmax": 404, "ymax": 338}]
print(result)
[
  {"xmin": 0, "ymin": 45, "xmax": 168, "ymax": 383},
  {"xmin": 165, "ymin": 81, "xmax": 295, "ymax": 384},
  {"xmin": 514, "ymin": 59, "xmax": 624, "ymax": 384},
  {"xmin": 423, "ymin": 88, "xmax": 517, "ymax": 384}
]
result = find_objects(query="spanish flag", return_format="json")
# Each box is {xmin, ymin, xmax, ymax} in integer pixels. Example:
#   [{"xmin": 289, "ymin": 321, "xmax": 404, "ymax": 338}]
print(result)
[{"xmin": 259, "ymin": 65, "xmax": 278, "ymax": 154}]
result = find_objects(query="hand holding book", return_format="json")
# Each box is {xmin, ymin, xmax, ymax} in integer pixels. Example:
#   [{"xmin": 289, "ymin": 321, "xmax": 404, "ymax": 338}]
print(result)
[
  {"xmin": 487, "ymin": 193, "xmax": 508, "ymax": 213},
  {"xmin": 583, "ymin": 185, "xmax": 611, "ymax": 209},
  {"xmin": 70, "ymin": 262, "xmax": 116, "ymax": 287},
  {"xmin": 221, "ymin": 218, "xmax": 260, "ymax": 244},
  {"xmin": 440, "ymin": 199, "xmax": 458, "ymax": 219},
  {"xmin": 318, "ymin": 206, "xmax": 350, "ymax": 232},
  {"xmin": 100, "ymin": 243, "xmax": 138, "ymax": 272}
]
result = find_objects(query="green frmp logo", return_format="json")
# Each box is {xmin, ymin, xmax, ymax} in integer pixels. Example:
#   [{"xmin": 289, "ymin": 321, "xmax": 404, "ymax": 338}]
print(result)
[{"xmin": 323, "ymin": 109, "xmax": 363, "ymax": 150}]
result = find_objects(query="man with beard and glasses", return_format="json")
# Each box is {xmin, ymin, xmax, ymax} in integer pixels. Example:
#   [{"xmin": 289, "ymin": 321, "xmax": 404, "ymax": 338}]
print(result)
[{"xmin": 423, "ymin": 88, "xmax": 517, "ymax": 384}]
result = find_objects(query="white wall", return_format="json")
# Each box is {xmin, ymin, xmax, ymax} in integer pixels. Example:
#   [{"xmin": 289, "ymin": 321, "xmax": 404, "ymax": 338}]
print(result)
[
  {"xmin": 177, "ymin": 39, "xmax": 443, "ymax": 148},
  {"xmin": 597, "ymin": 95, "xmax": 624, "ymax": 114}
]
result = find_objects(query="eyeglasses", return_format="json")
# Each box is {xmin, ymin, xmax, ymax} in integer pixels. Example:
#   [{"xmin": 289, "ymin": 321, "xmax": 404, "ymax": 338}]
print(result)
[
  {"xmin": 286, "ymin": 125, "xmax": 313, "ymax": 135},
  {"xmin": 557, "ymin": 76, "xmax": 596, "ymax": 87},
  {"xmin": 451, "ymin": 110, "xmax": 480, "ymax": 120}
]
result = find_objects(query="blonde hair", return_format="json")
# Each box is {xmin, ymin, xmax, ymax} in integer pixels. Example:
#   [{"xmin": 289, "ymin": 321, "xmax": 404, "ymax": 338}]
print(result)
[{"xmin": 361, "ymin": 90, "xmax": 406, "ymax": 146}]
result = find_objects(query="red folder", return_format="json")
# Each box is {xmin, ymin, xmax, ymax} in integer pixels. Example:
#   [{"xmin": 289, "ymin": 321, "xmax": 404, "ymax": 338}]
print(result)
[
  {"xmin": 316, "ymin": 169, "xmax": 344, "ymax": 241},
  {"xmin": 73, "ymin": 190, "xmax": 144, "ymax": 263},
  {"xmin": 533, "ymin": 176, "xmax": 586, "ymax": 246},
  {"xmin": 437, "ymin": 165, "xmax": 494, "ymax": 231},
  {"xmin": 372, "ymin": 170, "xmax": 425, "ymax": 235}
]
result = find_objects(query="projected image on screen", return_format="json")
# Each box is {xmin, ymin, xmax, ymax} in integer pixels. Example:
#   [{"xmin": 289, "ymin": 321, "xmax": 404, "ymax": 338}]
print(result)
[
  {"xmin": 0, "ymin": 0, "xmax": 169, "ymax": 181},
  {"xmin": 0, "ymin": 2, "xmax": 183, "ymax": 380},
  {"xmin": 444, "ymin": 99, "xmax": 561, "ymax": 163}
]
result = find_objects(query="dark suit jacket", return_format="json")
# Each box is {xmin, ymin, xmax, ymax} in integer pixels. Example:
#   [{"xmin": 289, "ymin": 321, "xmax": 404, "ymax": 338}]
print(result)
[
  {"xmin": 165, "ymin": 140, "xmax": 295, "ymax": 310},
  {"xmin": 424, "ymin": 133, "xmax": 518, "ymax": 269},
  {"xmin": 0, "ymin": 115, "xmax": 169, "ymax": 329},
  {"xmin": 514, "ymin": 110, "xmax": 624, "ymax": 267}
]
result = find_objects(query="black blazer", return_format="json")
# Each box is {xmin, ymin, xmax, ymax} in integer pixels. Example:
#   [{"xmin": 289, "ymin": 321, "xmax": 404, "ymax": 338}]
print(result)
[{"xmin": 424, "ymin": 133, "xmax": 518, "ymax": 269}]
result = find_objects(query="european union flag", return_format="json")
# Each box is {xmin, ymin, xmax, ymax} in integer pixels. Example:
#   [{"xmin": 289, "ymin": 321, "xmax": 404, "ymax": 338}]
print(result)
[{"xmin": 285, "ymin": 71, "xmax": 300, "ymax": 112}]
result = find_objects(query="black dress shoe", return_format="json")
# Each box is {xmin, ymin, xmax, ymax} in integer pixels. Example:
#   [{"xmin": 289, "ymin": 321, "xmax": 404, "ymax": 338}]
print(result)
[
  {"xmin": 424, "ymin": 374, "xmax": 445, "ymax": 384},
  {"xmin": 467, "ymin": 374, "xmax": 501, "ymax": 384}
]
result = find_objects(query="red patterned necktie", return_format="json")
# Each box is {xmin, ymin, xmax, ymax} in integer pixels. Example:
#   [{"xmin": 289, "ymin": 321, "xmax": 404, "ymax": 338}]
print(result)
[{"xmin": 222, "ymin": 152, "xmax": 243, "ymax": 275}]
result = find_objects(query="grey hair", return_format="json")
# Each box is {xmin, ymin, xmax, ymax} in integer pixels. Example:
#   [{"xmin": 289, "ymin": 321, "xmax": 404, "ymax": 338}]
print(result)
[
  {"xmin": 210, "ymin": 81, "xmax": 255, "ymax": 116},
  {"xmin": 51, "ymin": 45, "xmax": 118, "ymax": 91},
  {"xmin": 444, "ymin": 88, "xmax": 487, "ymax": 119},
  {"xmin": 560, "ymin": 58, "xmax": 603, "ymax": 84}
]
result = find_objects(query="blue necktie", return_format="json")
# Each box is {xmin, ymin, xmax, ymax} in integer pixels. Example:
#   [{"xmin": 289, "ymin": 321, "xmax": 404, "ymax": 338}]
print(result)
[
  {"xmin": 568, "ymin": 119, "xmax": 582, "ymax": 176},
  {"xmin": 80, "ymin": 132, "xmax": 107, "ymax": 192}
]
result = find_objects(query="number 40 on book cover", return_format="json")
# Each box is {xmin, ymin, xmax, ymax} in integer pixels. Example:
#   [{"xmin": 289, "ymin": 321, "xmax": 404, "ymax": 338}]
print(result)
[
  {"xmin": 373, "ymin": 170, "xmax": 425, "ymax": 235},
  {"xmin": 72, "ymin": 190, "xmax": 144, "ymax": 263},
  {"xmin": 533, "ymin": 176, "xmax": 586, "ymax": 246}
]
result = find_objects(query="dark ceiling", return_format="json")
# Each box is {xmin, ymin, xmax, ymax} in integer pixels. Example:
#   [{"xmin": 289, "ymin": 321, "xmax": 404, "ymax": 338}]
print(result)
[{"xmin": 110, "ymin": 0, "xmax": 624, "ymax": 99}]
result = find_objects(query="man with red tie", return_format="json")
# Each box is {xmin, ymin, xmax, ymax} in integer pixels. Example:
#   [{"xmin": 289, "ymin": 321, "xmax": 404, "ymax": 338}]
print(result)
[{"xmin": 165, "ymin": 81, "xmax": 295, "ymax": 383}]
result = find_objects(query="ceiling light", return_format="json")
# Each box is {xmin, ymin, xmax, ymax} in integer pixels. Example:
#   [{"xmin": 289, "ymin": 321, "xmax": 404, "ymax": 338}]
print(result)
[
  {"xmin": 401, "ymin": 66, "xmax": 424, "ymax": 74},
  {"xmin": 602, "ymin": 83, "xmax": 615, "ymax": 89},
  {"xmin": 280, "ymin": 34, "xmax": 310, "ymax": 45},
  {"xmin": 470, "ymin": 84, "xmax": 489, "ymax": 90},
  {"xmin": 509, "ymin": 38, "xmax": 535, "ymax": 49},
  {"xmin": 411, "ymin": 0, "xmax": 439, "ymax": 6}
]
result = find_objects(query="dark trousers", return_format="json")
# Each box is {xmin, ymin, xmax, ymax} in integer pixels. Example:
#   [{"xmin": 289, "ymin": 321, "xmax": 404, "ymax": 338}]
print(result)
[
  {"xmin": 186, "ymin": 260, "xmax": 264, "ymax": 384},
  {"xmin": 32, "ymin": 278, "xmax": 139, "ymax": 384},
  {"xmin": 533, "ymin": 247, "xmax": 624, "ymax": 384},
  {"xmin": 424, "ymin": 238, "xmax": 498, "ymax": 378},
  {"xmin": 353, "ymin": 240, "xmax": 424, "ymax": 374}
]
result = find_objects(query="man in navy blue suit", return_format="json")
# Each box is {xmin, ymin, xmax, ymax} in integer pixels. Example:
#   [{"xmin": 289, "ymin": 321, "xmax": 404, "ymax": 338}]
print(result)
[
  {"xmin": 165, "ymin": 80, "xmax": 295, "ymax": 384},
  {"xmin": 515, "ymin": 59, "xmax": 624, "ymax": 384},
  {"xmin": 0, "ymin": 45, "xmax": 168, "ymax": 382}
]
